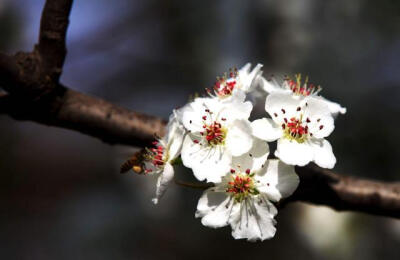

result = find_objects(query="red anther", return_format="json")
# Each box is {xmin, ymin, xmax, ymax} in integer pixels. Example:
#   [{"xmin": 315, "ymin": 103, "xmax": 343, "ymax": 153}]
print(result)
[
  {"xmin": 205, "ymin": 109, "xmax": 210, "ymax": 112},
  {"xmin": 282, "ymin": 124, "xmax": 286, "ymax": 129},
  {"xmin": 221, "ymin": 118, "xmax": 226, "ymax": 121},
  {"xmin": 306, "ymin": 117, "xmax": 311, "ymax": 123},
  {"xmin": 152, "ymin": 141, "xmax": 158, "ymax": 145},
  {"xmin": 284, "ymin": 118, "xmax": 288, "ymax": 123},
  {"xmin": 202, "ymin": 116, "xmax": 207, "ymax": 120},
  {"xmin": 230, "ymin": 169, "xmax": 236, "ymax": 173},
  {"xmin": 281, "ymin": 108, "xmax": 286, "ymax": 114},
  {"xmin": 245, "ymin": 169, "xmax": 251, "ymax": 174},
  {"xmin": 193, "ymin": 140, "xmax": 199, "ymax": 144},
  {"xmin": 319, "ymin": 125, "xmax": 324, "ymax": 130}
]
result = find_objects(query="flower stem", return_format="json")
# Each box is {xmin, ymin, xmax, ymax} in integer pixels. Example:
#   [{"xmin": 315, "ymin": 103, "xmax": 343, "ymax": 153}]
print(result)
[{"xmin": 174, "ymin": 180, "xmax": 212, "ymax": 190}]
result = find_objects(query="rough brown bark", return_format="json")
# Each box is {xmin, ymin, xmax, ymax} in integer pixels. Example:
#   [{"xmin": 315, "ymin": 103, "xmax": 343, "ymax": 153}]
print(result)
[
  {"xmin": 0, "ymin": 0, "xmax": 399, "ymax": 218},
  {"xmin": 284, "ymin": 165, "xmax": 400, "ymax": 218}
]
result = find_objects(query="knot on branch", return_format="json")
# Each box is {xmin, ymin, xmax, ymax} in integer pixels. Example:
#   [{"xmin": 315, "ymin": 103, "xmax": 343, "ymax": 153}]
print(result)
[{"xmin": 10, "ymin": 50, "xmax": 58, "ymax": 101}]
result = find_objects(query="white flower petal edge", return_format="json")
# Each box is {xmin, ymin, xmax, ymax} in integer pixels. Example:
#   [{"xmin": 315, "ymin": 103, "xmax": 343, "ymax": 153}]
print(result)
[
  {"xmin": 261, "ymin": 76, "xmax": 281, "ymax": 93},
  {"xmin": 181, "ymin": 133, "xmax": 231, "ymax": 182},
  {"xmin": 230, "ymin": 198, "xmax": 277, "ymax": 241},
  {"xmin": 196, "ymin": 159, "xmax": 299, "ymax": 241},
  {"xmin": 260, "ymin": 75, "xmax": 346, "ymax": 117},
  {"xmin": 231, "ymin": 137, "xmax": 270, "ymax": 173},
  {"xmin": 180, "ymin": 95, "xmax": 254, "ymax": 183},
  {"xmin": 152, "ymin": 163, "xmax": 174, "ymax": 204},
  {"xmin": 256, "ymin": 91, "xmax": 337, "ymax": 168},
  {"xmin": 275, "ymin": 138, "xmax": 314, "ymax": 167},
  {"xmin": 208, "ymin": 63, "xmax": 263, "ymax": 100},
  {"xmin": 238, "ymin": 63, "xmax": 263, "ymax": 93},
  {"xmin": 251, "ymin": 118, "xmax": 282, "ymax": 142},
  {"xmin": 314, "ymin": 95, "xmax": 347, "ymax": 116},
  {"xmin": 144, "ymin": 110, "xmax": 186, "ymax": 204},
  {"xmin": 310, "ymin": 139, "xmax": 336, "ymax": 169},
  {"xmin": 255, "ymin": 159, "xmax": 300, "ymax": 202},
  {"xmin": 225, "ymin": 120, "xmax": 253, "ymax": 157}
]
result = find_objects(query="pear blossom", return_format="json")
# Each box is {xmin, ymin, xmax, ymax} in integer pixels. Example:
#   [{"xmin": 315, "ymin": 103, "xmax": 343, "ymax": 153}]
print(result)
[
  {"xmin": 261, "ymin": 74, "xmax": 346, "ymax": 116},
  {"xmin": 142, "ymin": 111, "xmax": 185, "ymax": 204},
  {"xmin": 196, "ymin": 141, "xmax": 299, "ymax": 241},
  {"xmin": 207, "ymin": 63, "xmax": 263, "ymax": 100},
  {"xmin": 252, "ymin": 91, "xmax": 336, "ymax": 168},
  {"xmin": 180, "ymin": 93, "xmax": 257, "ymax": 183}
]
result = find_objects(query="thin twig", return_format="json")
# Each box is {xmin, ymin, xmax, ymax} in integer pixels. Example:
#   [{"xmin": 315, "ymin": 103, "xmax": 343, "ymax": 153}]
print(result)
[{"xmin": 174, "ymin": 180, "xmax": 213, "ymax": 190}]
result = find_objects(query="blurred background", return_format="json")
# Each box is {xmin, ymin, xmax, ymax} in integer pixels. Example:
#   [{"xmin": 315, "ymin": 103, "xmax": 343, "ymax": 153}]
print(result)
[{"xmin": 1, "ymin": 0, "xmax": 400, "ymax": 259}]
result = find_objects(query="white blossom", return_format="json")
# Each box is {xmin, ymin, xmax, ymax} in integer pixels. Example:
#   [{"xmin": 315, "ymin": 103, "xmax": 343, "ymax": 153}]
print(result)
[
  {"xmin": 207, "ymin": 63, "xmax": 263, "ymax": 100},
  {"xmin": 143, "ymin": 111, "xmax": 185, "ymax": 204},
  {"xmin": 261, "ymin": 74, "xmax": 346, "ymax": 116},
  {"xmin": 180, "ymin": 93, "xmax": 258, "ymax": 183},
  {"xmin": 252, "ymin": 91, "xmax": 337, "ymax": 168},
  {"xmin": 196, "ymin": 141, "xmax": 299, "ymax": 241}
]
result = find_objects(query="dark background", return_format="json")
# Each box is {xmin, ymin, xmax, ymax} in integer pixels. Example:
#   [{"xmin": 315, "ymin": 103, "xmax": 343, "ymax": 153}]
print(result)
[{"xmin": 0, "ymin": 0, "xmax": 399, "ymax": 259}]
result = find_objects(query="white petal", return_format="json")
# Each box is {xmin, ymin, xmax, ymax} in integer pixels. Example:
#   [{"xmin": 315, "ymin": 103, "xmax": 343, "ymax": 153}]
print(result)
[
  {"xmin": 218, "ymin": 93, "xmax": 253, "ymax": 122},
  {"xmin": 181, "ymin": 135, "xmax": 231, "ymax": 182},
  {"xmin": 315, "ymin": 96, "xmax": 346, "ymax": 116},
  {"xmin": 238, "ymin": 63, "xmax": 263, "ymax": 92},
  {"xmin": 230, "ymin": 197, "xmax": 277, "ymax": 241},
  {"xmin": 225, "ymin": 120, "xmax": 253, "ymax": 157},
  {"xmin": 182, "ymin": 97, "xmax": 221, "ymax": 132},
  {"xmin": 251, "ymin": 118, "xmax": 282, "ymax": 142},
  {"xmin": 256, "ymin": 159, "xmax": 299, "ymax": 201},
  {"xmin": 231, "ymin": 138, "xmax": 269, "ymax": 173},
  {"xmin": 310, "ymin": 139, "xmax": 336, "ymax": 169},
  {"xmin": 307, "ymin": 115, "xmax": 334, "ymax": 139},
  {"xmin": 152, "ymin": 163, "xmax": 174, "ymax": 204},
  {"xmin": 239, "ymin": 63, "xmax": 252, "ymax": 74},
  {"xmin": 304, "ymin": 97, "xmax": 335, "ymax": 139},
  {"xmin": 165, "ymin": 113, "xmax": 185, "ymax": 160},
  {"xmin": 181, "ymin": 107, "xmax": 204, "ymax": 133},
  {"xmin": 260, "ymin": 76, "xmax": 281, "ymax": 93},
  {"xmin": 167, "ymin": 131, "xmax": 185, "ymax": 161},
  {"xmin": 265, "ymin": 91, "xmax": 304, "ymax": 125},
  {"xmin": 196, "ymin": 188, "xmax": 233, "ymax": 228},
  {"xmin": 275, "ymin": 138, "xmax": 314, "ymax": 166}
]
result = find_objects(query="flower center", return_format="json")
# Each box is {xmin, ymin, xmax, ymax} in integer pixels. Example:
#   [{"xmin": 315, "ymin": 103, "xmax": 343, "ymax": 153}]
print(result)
[
  {"xmin": 285, "ymin": 74, "xmax": 321, "ymax": 97},
  {"xmin": 282, "ymin": 116, "xmax": 309, "ymax": 143},
  {"xmin": 226, "ymin": 171, "xmax": 259, "ymax": 202},
  {"xmin": 206, "ymin": 68, "xmax": 239, "ymax": 98},
  {"xmin": 203, "ymin": 121, "xmax": 227, "ymax": 146},
  {"xmin": 143, "ymin": 141, "xmax": 168, "ymax": 173},
  {"xmin": 192, "ymin": 109, "xmax": 228, "ymax": 146}
]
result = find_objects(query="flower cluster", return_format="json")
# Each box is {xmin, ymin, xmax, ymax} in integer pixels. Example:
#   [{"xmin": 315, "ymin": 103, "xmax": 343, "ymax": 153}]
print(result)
[{"xmin": 125, "ymin": 63, "xmax": 345, "ymax": 241}]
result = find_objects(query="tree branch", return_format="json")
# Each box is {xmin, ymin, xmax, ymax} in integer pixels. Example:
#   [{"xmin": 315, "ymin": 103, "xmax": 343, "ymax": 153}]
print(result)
[
  {"xmin": 37, "ymin": 0, "xmax": 73, "ymax": 81},
  {"xmin": 0, "ymin": 0, "xmax": 399, "ymax": 218},
  {"xmin": 283, "ymin": 165, "xmax": 400, "ymax": 218}
]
